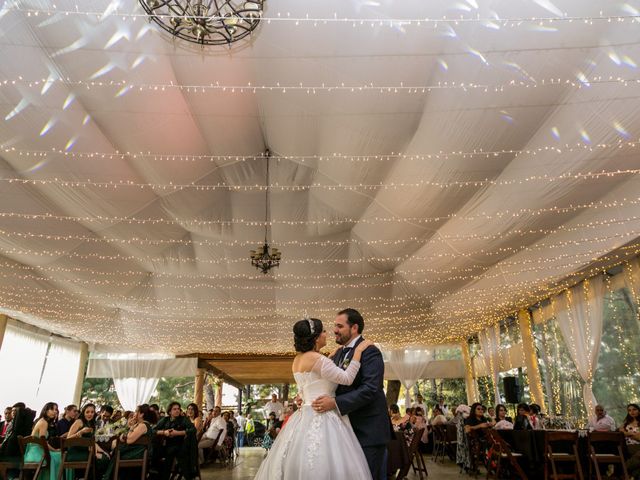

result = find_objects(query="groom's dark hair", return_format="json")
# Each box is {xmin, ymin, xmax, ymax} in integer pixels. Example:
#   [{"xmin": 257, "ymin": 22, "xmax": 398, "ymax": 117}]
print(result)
[{"xmin": 338, "ymin": 308, "xmax": 364, "ymax": 334}]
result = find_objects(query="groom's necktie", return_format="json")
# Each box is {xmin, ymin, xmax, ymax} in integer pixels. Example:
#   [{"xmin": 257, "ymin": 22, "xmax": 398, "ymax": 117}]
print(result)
[{"xmin": 339, "ymin": 347, "xmax": 353, "ymax": 368}]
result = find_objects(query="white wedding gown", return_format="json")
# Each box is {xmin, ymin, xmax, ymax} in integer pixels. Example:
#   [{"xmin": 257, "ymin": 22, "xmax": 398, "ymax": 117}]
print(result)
[{"xmin": 254, "ymin": 355, "xmax": 372, "ymax": 480}]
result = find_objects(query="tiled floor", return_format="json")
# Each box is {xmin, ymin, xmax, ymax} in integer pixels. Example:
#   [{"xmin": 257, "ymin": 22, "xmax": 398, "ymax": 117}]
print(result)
[{"xmin": 201, "ymin": 447, "xmax": 464, "ymax": 479}]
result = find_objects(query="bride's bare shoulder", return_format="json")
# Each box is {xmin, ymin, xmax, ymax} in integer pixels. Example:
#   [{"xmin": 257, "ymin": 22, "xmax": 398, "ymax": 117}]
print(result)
[{"xmin": 292, "ymin": 351, "xmax": 322, "ymax": 373}]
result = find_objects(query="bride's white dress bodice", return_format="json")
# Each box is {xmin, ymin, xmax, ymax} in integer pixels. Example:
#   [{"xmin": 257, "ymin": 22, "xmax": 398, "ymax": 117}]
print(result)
[{"xmin": 293, "ymin": 355, "xmax": 361, "ymax": 405}]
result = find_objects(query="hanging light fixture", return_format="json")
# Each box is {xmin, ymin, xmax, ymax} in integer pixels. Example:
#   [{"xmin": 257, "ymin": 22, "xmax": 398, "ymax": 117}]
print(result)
[
  {"xmin": 139, "ymin": 0, "xmax": 265, "ymax": 46},
  {"xmin": 250, "ymin": 150, "xmax": 281, "ymax": 274}
]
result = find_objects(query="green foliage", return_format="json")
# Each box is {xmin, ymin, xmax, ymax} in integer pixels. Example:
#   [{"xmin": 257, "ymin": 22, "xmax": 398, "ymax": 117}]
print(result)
[
  {"xmin": 80, "ymin": 378, "xmax": 121, "ymax": 408},
  {"xmin": 150, "ymin": 377, "xmax": 195, "ymax": 411}
]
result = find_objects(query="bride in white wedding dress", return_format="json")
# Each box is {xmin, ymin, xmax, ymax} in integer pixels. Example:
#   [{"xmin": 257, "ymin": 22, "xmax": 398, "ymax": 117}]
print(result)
[{"xmin": 254, "ymin": 318, "xmax": 374, "ymax": 480}]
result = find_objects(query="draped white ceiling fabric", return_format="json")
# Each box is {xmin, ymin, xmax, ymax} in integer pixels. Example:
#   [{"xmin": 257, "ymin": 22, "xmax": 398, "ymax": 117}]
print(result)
[{"xmin": 1, "ymin": 0, "xmax": 640, "ymax": 353}]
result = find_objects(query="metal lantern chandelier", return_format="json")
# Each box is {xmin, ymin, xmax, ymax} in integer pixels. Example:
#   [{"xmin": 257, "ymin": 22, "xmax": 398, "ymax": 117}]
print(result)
[
  {"xmin": 250, "ymin": 150, "xmax": 281, "ymax": 274},
  {"xmin": 138, "ymin": 0, "xmax": 265, "ymax": 46}
]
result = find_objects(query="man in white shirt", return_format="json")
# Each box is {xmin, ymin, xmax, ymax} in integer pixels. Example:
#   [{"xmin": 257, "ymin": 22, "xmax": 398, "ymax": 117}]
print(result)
[
  {"xmin": 587, "ymin": 405, "xmax": 616, "ymax": 432},
  {"xmin": 263, "ymin": 394, "xmax": 284, "ymax": 421},
  {"xmin": 197, "ymin": 406, "xmax": 226, "ymax": 464},
  {"xmin": 235, "ymin": 410, "xmax": 247, "ymax": 447},
  {"xmin": 412, "ymin": 394, "xmax": 427, "ymax": 414}
]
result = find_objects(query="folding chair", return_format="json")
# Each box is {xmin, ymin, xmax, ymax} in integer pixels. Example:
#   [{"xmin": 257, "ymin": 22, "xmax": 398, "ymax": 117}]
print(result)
[
  {"xmin": 18, "ymin": 436, "xmax": 50, "ymax": 480},
  {"xmin": 588, "ymin": 431, "xmax": 629, "ymax": 480},
  {"xmin": 544, "ymin": 431, "xmax": 584, "ymax": 480},
  {"xmin": 486, "ymin": 429, "xmax": 528, "ymax": 480},
  {"xmin": 58, "ymin": 437, "xmax": 95, "ymax": 480},
  {"xmin": 113, "ymin": 435, "xmax": 150, "ymax": 480},
  {"xmin": 409, "ymin": 428, "xmax": 428, "ymax": 479}
]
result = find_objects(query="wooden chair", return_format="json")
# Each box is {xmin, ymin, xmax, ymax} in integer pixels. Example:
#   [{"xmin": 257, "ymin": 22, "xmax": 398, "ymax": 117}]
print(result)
[
  {"xmin": 396, "ymin": 429, "xmax": 428, "ymax": 480},
  {"xmin": 58, "ymin": 437, "xmax": 95, "ymax": 480},
  {"xmin": 0, "ymin": 457, "xmax": 22, "ymax": 480},
  {"xmin": 544, "ymin": 431, "xmax": 584, "ymax": 480},
  {"xmin": 431, "ymin": 424, "xmax": 447, "ymax": 463},
  {"xmin": 18, "ymin": 435, "xmax": 50, "ymax": 480},
  {"xmin": 202, "ymin": 429, "xmax": 224, "ymax": 465},
  {"xmin": 486, "ymin": 429, "xmax": 528, "ymax": 480},
  {"xmin": 409, "ymin": 428, "xmax": 428, "ymax": 479},
  {"xmin": 113, "ymin": 435, "xmax": 150, "ymax": 480},
  {"xmin": 588, "ymin": 431, "xmax": 629, "ymax": 480},
  {"xmin": 444, "ymin": 424, "xmax": 458, "ymax": 462}
]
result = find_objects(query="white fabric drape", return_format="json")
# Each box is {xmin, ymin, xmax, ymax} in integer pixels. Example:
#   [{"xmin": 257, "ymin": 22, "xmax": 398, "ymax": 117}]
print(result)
[
  {"xmin": 555, "ymin": 275, "xmax": 605, "ymax": 415},
  {"xmin": 478, "ymin": 324, "xmax": 501, "ymax": 403},
  {"xmin": 36, "ymin": 337, "xmax": 82, "ymax": 411},
  {"xmin": 0, "ymin": 321, "xmax": 50, "ymax": 410},
  {"xmin": 386, "ymin": 348, "xmax": 432, "ymax": 408},
  {"xmin": 112, "ymin": 378, "xmax": 160, "ymax": 411},
  {"xmin": 87, "ymin": 354, "xmax": 197, "ymax": 411}
]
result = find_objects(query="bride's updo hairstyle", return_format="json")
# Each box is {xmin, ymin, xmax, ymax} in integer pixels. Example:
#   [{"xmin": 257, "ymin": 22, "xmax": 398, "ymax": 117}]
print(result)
[{"xmin": 293, "ymin": 318, "xmax": 323, "ymax": 353}]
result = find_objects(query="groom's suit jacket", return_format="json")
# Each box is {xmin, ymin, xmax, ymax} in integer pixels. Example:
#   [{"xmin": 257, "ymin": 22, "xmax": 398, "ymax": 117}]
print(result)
[{"xmin": 334, "ymin": 336, "xmax": 392, "ymax": 448}]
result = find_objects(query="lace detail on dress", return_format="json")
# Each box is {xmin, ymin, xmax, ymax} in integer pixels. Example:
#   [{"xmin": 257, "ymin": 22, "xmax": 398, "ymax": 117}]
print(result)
[{"xmin": 306, "ymin": 412, "xmax": 323, "ymax": 470}]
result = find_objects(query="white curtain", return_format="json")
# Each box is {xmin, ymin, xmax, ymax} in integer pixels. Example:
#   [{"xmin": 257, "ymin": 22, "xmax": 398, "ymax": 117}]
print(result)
[
  {"xmin": 87, "ymin": 354, "xmax": 197, "ymax": 411},
  {"xmin": 386, "ymin": 348, "xmax": 432, "ymax": 408},
  {"xmin": 0, "ymin": 321, "xmax": 50, "ymax": 410},
  {"xmin": 36, "ymin": 337, "xmax": 82, "ymax": 411},
  {"xmin": 478, "ymin": 324, "xmax": 501, "ymax": 404},
  {"xmin": 555, "ymin": 275, "xmax": 605, "ymax": 415}
]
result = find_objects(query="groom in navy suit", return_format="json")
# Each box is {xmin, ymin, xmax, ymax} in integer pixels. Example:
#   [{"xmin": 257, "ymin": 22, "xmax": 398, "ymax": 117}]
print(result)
[{"xmin": 312, "ymin": 308, "xmax": 391, "ymax": 480}]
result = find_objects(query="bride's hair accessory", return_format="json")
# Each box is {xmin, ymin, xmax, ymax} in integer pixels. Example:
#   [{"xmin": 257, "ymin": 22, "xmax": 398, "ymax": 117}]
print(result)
[{"xmin": 304, "ymin": 313, "xmax": 315, "ymax": 334}]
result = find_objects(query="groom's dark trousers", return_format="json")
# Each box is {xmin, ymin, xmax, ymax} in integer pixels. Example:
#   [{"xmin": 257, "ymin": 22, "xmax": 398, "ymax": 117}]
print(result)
[{"xmin": 334, "ymin": 338, "xmax": 392, "ymax": 480}]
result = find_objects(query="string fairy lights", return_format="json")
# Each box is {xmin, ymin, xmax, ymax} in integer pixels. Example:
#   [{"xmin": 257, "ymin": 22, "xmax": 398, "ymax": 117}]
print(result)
[
  {"xmin": 5, "ymin": 138, "xmax": 640, "ymax": 163},
  {"xmin": 4, "ymin": 75, "xmax": 640, "ymax": 95},
  {"xmin": 6, "ymin": 4, "xmax": 640, "ymax": 27},
  {"xmin": 0, "ymin": 167, "xmax": 638, "ymax": 191}
]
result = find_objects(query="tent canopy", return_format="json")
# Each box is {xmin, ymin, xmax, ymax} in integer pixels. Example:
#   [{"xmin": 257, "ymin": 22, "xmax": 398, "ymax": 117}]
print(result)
[{"xmin": 1, "ymin": 0, "xmax": 640, "ymax": 354}]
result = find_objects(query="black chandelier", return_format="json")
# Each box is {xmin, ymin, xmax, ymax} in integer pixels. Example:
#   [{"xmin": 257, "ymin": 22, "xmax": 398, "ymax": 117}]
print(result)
[
  {"xmin": 138, "ymin": 0, "xmax": 265, "ymax": 46},
  {"xmin": 250, "ymin": 150, "xmax": 281, "ymax": 274}
]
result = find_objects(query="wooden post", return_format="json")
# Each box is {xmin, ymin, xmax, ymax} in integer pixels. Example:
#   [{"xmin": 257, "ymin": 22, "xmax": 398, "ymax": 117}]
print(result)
[
  {"xmin": 237, "ymin": 387, "xmax": 243, "ymax": 413},
  {"xmin": 194, "ymin": 368, "xmax": 205, "ymax": 410},
  {"xmin": 215, "ymin": 380, "xmax": 223, "ymax": 408},
  {"xmin": 518, "ymin": 309, "xmax": 546, "ymax": 411},
  {"xmin": 0, "ymin": 314, "xmax": 7, "ymax": 351},
  {"xmin": 73, "ymin": 342, "xmax": 89, "ymax": 406},
  {"xmin": 385, "ymin": 380, "xmax": 401, "ymax": 406}
]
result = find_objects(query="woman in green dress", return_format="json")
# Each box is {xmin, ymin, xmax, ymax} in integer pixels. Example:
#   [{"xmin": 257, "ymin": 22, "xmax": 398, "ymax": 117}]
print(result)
[
  {"xmin": 66, "ymin": 403, "xmax": 110, "ymax": 477},
  {"xmin": 102, "ymin": 404, "xmax": 154, "ymax": 480},
  {"xmin": 23, "ymin": 402, "xmax": 63, "ymax": 480}
]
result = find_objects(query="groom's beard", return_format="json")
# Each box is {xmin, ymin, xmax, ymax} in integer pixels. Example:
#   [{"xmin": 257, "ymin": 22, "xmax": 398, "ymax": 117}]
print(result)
[{"xmin": 335, "ymin": 333, "xmax": 354, "ymax": 345}]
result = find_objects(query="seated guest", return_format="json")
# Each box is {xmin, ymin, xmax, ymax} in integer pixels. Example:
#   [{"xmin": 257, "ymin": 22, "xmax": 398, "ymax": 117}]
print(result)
[
  {"xmin": 493, "ymin": 404, "xmax": 514, "ymax": 430},
  {"xmin": 96, "ymin": 405, "xmax": 114, "ymax": 434},
  {"xmin": 529, "ymin": 404, "xmax": 544, "ymax": 430},
  {"xmin": 487, "ymin": 407, "xmax": 496, "ymax": 419},
  {"xmin": 1, "ymin": 407, "xmax": 11, "ymax": 437},
  {"xmin": 514, "ymin": 403, "xmax": 533, "ymax": 430},
  {"xmin": 587, "ymin": 404, "xmax": 616, "ymax": 432},
  {"xmin": 150, "ymin": 404, "xmax": 161, "ymax": 423},
  {"xmin": 429, "ymin": 405, "xmax": 447, "ymax": 426},
  {"xmin": 412, "ymin": 407, "xmax": 429, "ymax": 447},
  {"xmin": 281, "ymin": 404, "xmax": 297, "ymax": 429},
  {"xmin": 67, "ymin": 403, "xmax": 109, "ymax": 476},
  {"xmin": 56, "ymin": 404, "xmax": 78, "ymax": 437},
  {"xmin": 101, "ymin": 404, "xmax": 154, "ymax": 480},
  {"xmin": 111, "ymin": 410, "xmax": 123, "ymax": 424},
  {"xmin": 23, "ymin": 402, "xmax": 62, "ymax": 480},
  {"xmin": 197, "ymin": 406, "xmax": 226, "ymax": 465},
  {"xmin": 186, "ymin": 403, "xmax": 203, "ymax": 436},
  {"xmin": 153, "ymin": 402, "xmax": 196, "ymax": 480},
  {"xmin": 437, "ymin": 396, "xmax": 449, "ymax": 416},
  {"xmin": 621, "ymin": 403, "xmax": 640, "ymax": 479},
  {"xmin": 464, "ymin": 403, "xmax": 492, "ymax": 436},
  {"xmin": 389, "ymin": 404, "xmax": 403, "ymax": 429}
]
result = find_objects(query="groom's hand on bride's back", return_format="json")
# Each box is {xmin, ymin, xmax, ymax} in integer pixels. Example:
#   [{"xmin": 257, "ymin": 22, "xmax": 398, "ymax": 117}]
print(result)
[{"xmin": 311, "ymin": 395, "xmax": 337, "ymax": 414}]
